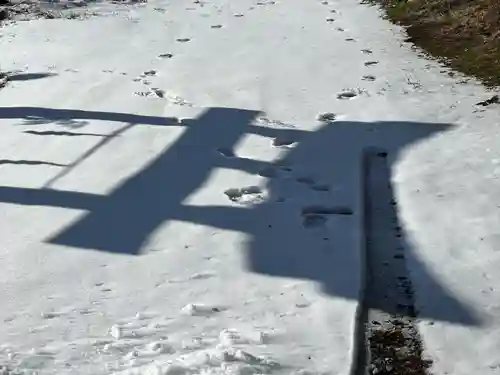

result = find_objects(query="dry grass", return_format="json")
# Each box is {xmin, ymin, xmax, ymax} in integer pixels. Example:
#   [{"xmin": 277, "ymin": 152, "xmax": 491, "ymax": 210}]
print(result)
[{"xmin": 371, "ymin": 0, "xmax": 500, "ymax": 86}]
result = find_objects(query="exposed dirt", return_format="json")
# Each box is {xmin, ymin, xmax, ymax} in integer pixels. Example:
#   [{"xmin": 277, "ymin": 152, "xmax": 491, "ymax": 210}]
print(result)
[
  {"xmin": 369, "ymin": 321, "xmax": 432, "ymax": 375},
  {"xmin": 359, "ymin": 150, "xmax": 433, "ymax": 375},
  {"xmin": 0, "ymin": 0, "xmax": 147, "ymax": 24},
  {"xmin": 366, "ymin": 0, "xmax": 500, "ymax": 87}
]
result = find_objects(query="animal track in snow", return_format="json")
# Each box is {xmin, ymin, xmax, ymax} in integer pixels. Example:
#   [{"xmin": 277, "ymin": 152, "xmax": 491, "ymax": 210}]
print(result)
[{"xmin": 224, "ymin": 186, "xmax": 265, "ymax": 204}]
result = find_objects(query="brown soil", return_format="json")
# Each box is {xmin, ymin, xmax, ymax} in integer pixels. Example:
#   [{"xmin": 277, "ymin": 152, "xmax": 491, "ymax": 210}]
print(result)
[{"xmin": 367, "ymin": 0, "xmax": 500, "ymax": 87}]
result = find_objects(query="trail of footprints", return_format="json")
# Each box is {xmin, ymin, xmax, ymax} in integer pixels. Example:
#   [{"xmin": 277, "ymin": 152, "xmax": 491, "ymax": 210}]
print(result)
[
  {"xmin": 220, "ymin": 115, "xmax": 353, "ymax": 228},
  {"xmin": 318, "ymin": 0, "xmax": 381, "ymax": 97},
  {"xmin": 213, "ymin": 0, "xmax": 381, "ymax": 219}
]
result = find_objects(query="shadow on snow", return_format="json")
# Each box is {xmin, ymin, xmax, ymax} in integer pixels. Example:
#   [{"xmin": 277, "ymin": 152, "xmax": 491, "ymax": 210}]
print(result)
[{"xmin": 0, "ymin": 105, "xmax": 482, "ymax": 327}]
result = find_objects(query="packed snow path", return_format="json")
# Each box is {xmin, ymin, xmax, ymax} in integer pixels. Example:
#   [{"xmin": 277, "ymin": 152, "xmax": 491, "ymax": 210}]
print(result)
[{"xmin": 1, "ymin": 0, "xmax": 500, "ymax": 374}]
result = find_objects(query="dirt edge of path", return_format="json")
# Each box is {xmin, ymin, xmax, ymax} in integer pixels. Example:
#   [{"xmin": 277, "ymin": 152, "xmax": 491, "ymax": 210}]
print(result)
[{"xmin": 364, "ymin": 0, "xmax": 500, "ymax": 88}]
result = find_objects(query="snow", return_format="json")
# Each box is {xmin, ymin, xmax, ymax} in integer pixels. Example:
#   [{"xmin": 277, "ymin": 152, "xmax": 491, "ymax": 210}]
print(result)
[{"xmin": 0, "ymin": 0, "xmax": 500, "ymax": 374}]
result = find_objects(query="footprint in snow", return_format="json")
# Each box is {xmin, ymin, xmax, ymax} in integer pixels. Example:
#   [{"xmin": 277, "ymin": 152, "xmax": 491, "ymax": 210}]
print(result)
[
  {"xmin": 362, "ymin": 75, "xmax": 376, "ymax": 82},
  {"xmin": 134, "ymin": 89, "xmax": 164, "ymax": 98},
  {"xmin": 258, "ymin": 167, "xmax": 278, "ymax": 178},
  {"xmin": 365, "ymin": 61, "xmax": 379, "ymax": 66},
  {"xmin": 345, "ymin": 38, "xmax": 356, "ymax": 42},
  {"xmin": 151, "ymin": 88, "xmax": 165, "ymax": 98},
  {"xmin": 296, "ymin": 176, "xmax": 315, "ymax": 185},
  {"xmin": 234, "ymin": 13, "xmax": 244, "ymax": 17},
  {"xmin": 211, "ymin": 24, "xmax": 223, "ymax": 28},
  {"xmin": 336, "ymin": 27, "xmax": 344, "ymax": 32},
  {"xmin": 301, "ymin": 205, "xmax": 353, "ymax": 228},
  {"xmin": 326, "ymin": 18, "xmax": 335, "ymax": 22},
  {"xmin": 189, "ymin": 272, "xmax": 215, "ymax": 281},
  {"xmin": 310, "ymin": 184, "xmax": 330, "ymax": 192},
  {"xmin": 337, "ymin": 90, "xmax": 359, "ymax": 100},
  {"xmin": 224, "ymin": 186, "xmax": 265, "ymax": 204},
  {"xmin": 158, "ymin": 53, "xmax": 174, "ymax": 59},
  {"xmin": 41, "ymin": 311, "xmax": 64, "ymax": 320},
  {"xmin": 133, "ymin": 91, "xmax": 151, "ymax": 98},
  {"xmin": 361, "ymin": 49, "xmax": 373, "ymax": 54},
  {"xmin": 296, "ymin": 176, "xmax": 330, "ymax": 191},
  {"xmin": 142, "ymin": 70, "xmax": 157, "ymax": 76},
  {"xmin": 279, "ymin": 165, "xmax": 293, "ymax": 172},
  {"xmin": 176, "ymin": 38, "xmax": 191, "ymax": 43},
  {"xmin": 317, "ymin": 112, "xmax": 337, "ymax": 122}
]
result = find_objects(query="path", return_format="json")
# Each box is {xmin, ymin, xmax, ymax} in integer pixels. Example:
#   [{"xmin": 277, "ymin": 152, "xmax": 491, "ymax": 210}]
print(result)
[{"xmin": 1, "ymin": 0, "xmax": 500, "ymax": 374}]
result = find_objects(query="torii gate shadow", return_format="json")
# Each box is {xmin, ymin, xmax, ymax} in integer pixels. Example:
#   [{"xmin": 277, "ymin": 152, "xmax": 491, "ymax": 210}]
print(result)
[{"xmin": 0, "ymin": 106, "xmax": 482, "ymax": 327}]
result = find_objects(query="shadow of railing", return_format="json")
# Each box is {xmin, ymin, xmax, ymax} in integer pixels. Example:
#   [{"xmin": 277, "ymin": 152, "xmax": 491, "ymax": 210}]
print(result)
[{"xmin": 0, "ymin": 105, "xmax": 483, "ymax": 328}]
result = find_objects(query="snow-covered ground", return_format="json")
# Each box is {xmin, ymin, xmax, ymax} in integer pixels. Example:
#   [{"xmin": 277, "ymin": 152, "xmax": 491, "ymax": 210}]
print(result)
[{"xmin": 1, "ymin": 0, "xmax": 500, "ymax": 374}]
